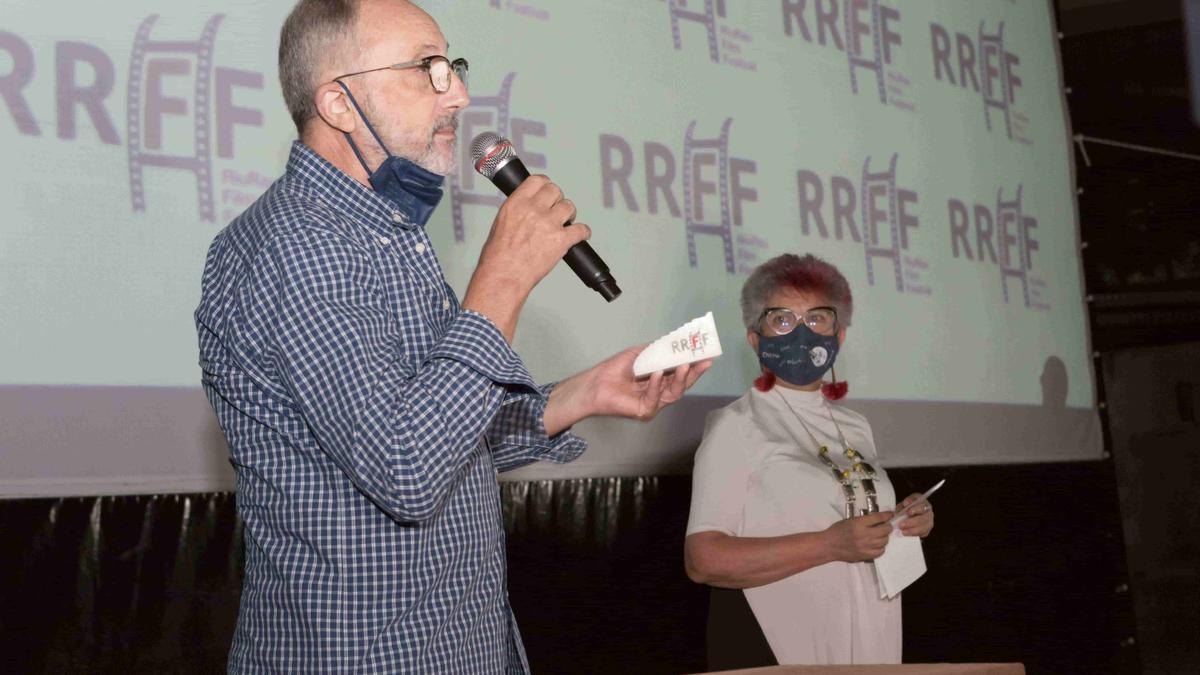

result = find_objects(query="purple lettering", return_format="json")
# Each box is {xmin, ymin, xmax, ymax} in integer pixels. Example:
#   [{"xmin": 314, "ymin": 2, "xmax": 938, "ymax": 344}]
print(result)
[
  {"xmin": 1005, "ymin": 52, "xmax": 1022, "ymax": 104},
  {"xmin": 56, "ymin": 41, "xmax": 118, "ymax": 144},
  {"xmin": 956, "ymin": 32, "xmax": 979, "ymax": 92},
  {"xmin": 847, "ymin": 0, "xmax": 870, "ymax": 57},
  {"xmin": 880, "ymin": 6, "xmax": 901, "ymax": 63},
  {"xmin": 796, "ymin": 170, "xmax": 828, "ymax": 237},
  {"xmin": 215, "ymin": 68, "xmax": 263, "ymax": 159},
  {"xmin": 831, "ymin": 175, "xmax": 860, "ymax": 242},
  {"xmin": 930, "ymin": 24, "xmax": 955, "ymax": 85},
  {"xmin": 782, "ymin": 0, "xmax": 813, "ymax": 41},
  {"xmin": 599, "ymin": 134, "xmax": 639, "ymax": 211},
  {"xmin": 644, "ymin": 142, "xmax": 680, "ymax": 217},
  {"xmin": 730, "ymin": 158, "xmax": 757, "ymax": 226},
  {"xmin": 1022, "ymin": 216, "xmax": 1038, "ymax": 269},
  {"xmin": 0, "ymin": 31, "xmax": 40, "ymax": 136},
  {"xmin": 982, "ymin": 43, "xmax": 1002, "ymax": 102},
  {"xmin": 865, "ymin": 183, "xmax": 888, "ymax": 244},
  {"xmin": 897, "ymin": 188, "xmax": 918, "ymax": 249},
  {"xmin": 816, "ymin": 0, "xmax": 844, "ymax": 51},
  {"xmin": 143, "ymin": 58, "xmax": 190, "ymax": 150},
  {"xmin": 948, "ymin": 199, "xmax": 972, "ymax": 259},
  {"xmin": 691, "ymin": 152, "xmax": 717, "ymax": 222},
  {"xmin": 973, "ymin": 204, "xmax": 997, "ymax": 264},
  {"xmin": 997, "ymin": 206, "xmax": 1019, "ymax": 267}
]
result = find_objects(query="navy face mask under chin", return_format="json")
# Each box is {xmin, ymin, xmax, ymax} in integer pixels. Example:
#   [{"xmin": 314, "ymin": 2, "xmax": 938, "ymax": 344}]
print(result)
[
  {"xmin": 756, "ymin": 324, "xmax": 840, "ymax": 387},
  {"xmin": 335, "ymin": 81, "xmax": 445, "ymax": 226},
  {"xmin": 364, "ymin": 154, "xmax": 445, "ymax": 225}
]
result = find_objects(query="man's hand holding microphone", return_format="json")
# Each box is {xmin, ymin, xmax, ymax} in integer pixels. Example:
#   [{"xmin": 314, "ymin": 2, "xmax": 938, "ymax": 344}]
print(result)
[
  {"xmin": 461, "ymin": 172, "xmax": 592, "ymax": 343},
  {"xmin": 459, "ymin": 132, "xmax": 709, "ymax": 436}
]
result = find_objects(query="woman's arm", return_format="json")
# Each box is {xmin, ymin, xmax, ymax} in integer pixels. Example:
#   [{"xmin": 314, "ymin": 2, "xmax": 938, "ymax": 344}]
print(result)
[{"xmin": 685, "ymin": 511, "xmax": 894, "ymax": 589}]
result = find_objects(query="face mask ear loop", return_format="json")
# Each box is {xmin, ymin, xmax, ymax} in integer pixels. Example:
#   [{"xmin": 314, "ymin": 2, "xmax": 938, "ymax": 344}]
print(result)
[{"xmin": 334, "ymin": 80, "xmax": 392, "ymax": 175}]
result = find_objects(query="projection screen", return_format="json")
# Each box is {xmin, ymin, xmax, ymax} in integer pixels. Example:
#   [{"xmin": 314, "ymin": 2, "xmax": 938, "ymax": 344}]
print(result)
[{"xmin": 0, "ymin": 0, "xmax": 1101, "ymax": 496}]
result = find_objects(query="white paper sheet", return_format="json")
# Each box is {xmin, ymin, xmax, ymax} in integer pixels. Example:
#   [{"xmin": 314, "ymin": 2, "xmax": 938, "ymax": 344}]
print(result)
[{"xmin": 874, "ymin": 530, "xmax": 927, "ymax": 599}]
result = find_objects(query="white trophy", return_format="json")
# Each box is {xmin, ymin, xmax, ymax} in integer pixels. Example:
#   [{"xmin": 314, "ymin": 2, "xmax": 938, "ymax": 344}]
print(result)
[{"xmin": 632, "ymin": 311, "xmax": 724, "ymax": 378}]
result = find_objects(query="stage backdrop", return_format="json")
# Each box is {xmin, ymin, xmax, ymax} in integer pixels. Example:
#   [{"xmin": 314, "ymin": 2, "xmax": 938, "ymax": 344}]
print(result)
[{"xmin": 0, "ymin": 0, "xmax": 1101, "ymax": 496}]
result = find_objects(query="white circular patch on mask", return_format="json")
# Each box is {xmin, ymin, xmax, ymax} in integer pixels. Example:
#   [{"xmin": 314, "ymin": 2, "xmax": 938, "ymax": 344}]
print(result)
[{"xmin": 809, "ymin": 346, "xmax": 828, "ymax": 367}]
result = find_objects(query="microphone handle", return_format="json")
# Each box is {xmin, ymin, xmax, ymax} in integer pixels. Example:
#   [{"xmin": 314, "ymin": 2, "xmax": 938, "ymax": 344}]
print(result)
[{"xmin": 490, "ymin": 159, "xmax": 621, "ymax": 302}]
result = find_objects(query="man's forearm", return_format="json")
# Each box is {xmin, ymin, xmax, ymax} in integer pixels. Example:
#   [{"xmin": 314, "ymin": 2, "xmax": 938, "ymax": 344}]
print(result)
[
  {"xmin": 461, "ymin": 264, "xmax": 529, "ymax": 344},
  {"xmin": 542, "ymin": 367, "xmax": 597, "ymax": 437}
]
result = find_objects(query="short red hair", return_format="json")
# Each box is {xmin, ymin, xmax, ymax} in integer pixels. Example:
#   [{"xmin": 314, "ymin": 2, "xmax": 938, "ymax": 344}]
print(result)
[
  {"xmin": 740, "ymin": 253, "xmax": 853, "ymax": 330},
  {"xmin": 743, "ymin": 254, "xmax": 853, "ymax": 398}
]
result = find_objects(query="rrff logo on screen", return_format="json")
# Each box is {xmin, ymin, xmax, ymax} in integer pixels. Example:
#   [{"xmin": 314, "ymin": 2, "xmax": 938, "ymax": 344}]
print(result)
[
  {"xmin": 782, "ymin": 0, "xmax": 914, "ymax": 110},
  {"xmin": 599, "ymin": 118, "xmax": 770, "ymax": 276},
  {"xmin": 947, "ymin": 185, "xmax": 1049, "ymax": 310},
  {"xmin": 0, "ymin": 16, "xmax": 267, "ymax": 223},
  {"xmin": 672, "ymin": 330, "xmax": 712, "ymax": 355},
  {"xmin": 450, "ymin": 72, "xmax": 546, "ymax": 243},
  {"xmin": 930, "ymin": 20, "xmax": 1031, "ymax": 145},
  {"xmin": 665, "ymin": 0, "xmax": 757, "ymax": 72},
  {"xmin": 795, "ymin": 154, "xmax": 932, "ymax": 296}
]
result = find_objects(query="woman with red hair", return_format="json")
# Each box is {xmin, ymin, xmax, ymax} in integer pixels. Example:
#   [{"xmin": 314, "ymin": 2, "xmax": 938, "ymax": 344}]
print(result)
[{"xmin": 684, "ymin": 253, "xmax": 935, "ymax": 668}]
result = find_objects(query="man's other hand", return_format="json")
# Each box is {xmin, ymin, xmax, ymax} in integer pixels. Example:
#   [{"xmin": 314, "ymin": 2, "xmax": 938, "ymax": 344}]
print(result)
[{"xmin": 543, "ymin": 346, "xmax": 713, "ymax": 437}]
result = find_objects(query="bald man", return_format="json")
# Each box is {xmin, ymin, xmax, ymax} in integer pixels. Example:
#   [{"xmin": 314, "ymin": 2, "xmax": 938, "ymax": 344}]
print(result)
[{"xmin": 194, "ymin": 0, "xmax": 708, "ymax": 671}]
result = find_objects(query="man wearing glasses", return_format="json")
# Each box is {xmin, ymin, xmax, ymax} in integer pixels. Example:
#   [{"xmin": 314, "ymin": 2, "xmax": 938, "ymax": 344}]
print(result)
[{"xmin": 194, "ymin": 0, "xmax": 710, "ymax": 672}]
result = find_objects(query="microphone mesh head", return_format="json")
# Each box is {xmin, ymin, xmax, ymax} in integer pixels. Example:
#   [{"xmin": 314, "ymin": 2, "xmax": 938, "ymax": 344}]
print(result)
[{"xmin": 470, "ymin": 132, "xmax": 516, "ymax": 178}]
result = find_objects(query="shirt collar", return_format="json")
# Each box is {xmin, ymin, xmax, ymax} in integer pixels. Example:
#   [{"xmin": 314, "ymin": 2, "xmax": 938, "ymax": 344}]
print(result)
[{"xmin": 284, "ymin": 140, "xmax": 420, "ymax": 232}]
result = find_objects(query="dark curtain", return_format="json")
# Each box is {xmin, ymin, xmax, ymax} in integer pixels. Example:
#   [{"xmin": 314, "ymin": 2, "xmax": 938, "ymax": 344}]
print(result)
[{"xmin": 2, "ymin": 467, "xmax": 1140, "ymax": 674}]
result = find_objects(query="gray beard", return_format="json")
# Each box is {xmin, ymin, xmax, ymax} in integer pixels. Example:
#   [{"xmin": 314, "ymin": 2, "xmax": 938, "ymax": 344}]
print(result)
[
  {"xmin": 398, "ymin": 114, "xmax": 460, "ymax": 177},
  {"xmin": 359, "ymin": 95, "xmax": 460, "ymax": 176}
]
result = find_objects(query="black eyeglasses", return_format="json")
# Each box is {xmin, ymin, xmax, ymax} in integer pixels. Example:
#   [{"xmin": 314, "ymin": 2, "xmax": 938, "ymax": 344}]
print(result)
[
  {"xmin": 758, "ymin": 306, "xmax": 838, "ymax": 336},
  {"xmin": 333, "ymin": 55, "xmax": 468, "ymax": 93}
]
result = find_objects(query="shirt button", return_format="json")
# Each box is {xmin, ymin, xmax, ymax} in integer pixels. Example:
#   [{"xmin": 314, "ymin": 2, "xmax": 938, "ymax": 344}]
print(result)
[
  {"xmin": 378, "ymin": 236, "xmax": 390, "ymax": 245},
  {"xmin": 391, "ymin": 212, "xmax": 403, "ymax": 223},
  {"xmin": 442, "ymin": 298, "xmax": 451, "ymax": 310},
  {"xmin": 415, "ymin": 243, "xmax": 427, "ymax": 254}
]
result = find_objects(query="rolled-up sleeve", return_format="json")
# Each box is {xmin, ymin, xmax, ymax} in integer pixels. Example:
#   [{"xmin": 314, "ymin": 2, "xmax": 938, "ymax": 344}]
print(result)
[{"xmin": 487, "ymin": 383, "xmax": 588, "ymax": 473}]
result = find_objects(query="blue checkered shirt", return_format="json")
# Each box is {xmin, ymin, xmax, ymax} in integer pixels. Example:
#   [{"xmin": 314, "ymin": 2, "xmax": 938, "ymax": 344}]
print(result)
[{"xmin": 195, "ymin": 141, "xmax": 586, "ymax": 673}]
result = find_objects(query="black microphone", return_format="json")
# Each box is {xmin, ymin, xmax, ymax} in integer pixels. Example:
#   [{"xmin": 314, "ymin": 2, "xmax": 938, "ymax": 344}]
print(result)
[{"xmin": 470, "ymin": 132, "xmax": 621, "ymax": 302}]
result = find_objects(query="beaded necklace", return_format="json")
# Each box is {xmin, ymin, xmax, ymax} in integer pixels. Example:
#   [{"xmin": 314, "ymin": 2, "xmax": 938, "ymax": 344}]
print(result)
[{"xmin": 775, "ymin": 389, "xmax": 880, "ymax": 519}]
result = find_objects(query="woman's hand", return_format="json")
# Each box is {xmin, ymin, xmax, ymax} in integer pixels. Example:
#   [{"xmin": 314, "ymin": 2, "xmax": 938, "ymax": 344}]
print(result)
[
  {"xmin": 896, "ymin": 493, "xmax": 935, "ymax": 538},
  {"xmin": 822, "ymin": 511, "xmax": 893, "ymax": 562}
]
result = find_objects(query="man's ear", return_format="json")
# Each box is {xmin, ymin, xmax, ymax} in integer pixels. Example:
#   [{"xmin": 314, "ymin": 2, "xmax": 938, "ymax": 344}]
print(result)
[
  {"xmin": 836, "ymin": 326, "xmax": 846, "ymax": 346},
  {"xmin": 746, "ymin": 330, "xmax": 759, "ymax": 352},
  {"xmin": 313, "ymin": 82, "xmax": 357, "ymax": 133}
]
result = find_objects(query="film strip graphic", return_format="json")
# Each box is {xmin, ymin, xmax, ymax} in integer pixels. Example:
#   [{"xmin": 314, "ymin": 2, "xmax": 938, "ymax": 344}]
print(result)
[
  {"xmin": 127, "ymin": 15, "xmax": 223, "ymax": 223},
  {"xmin": 683, "ymin": 118, "xmax": 736, "ymax": 274},
  {"xmin": 845, "ymin": 0, "xmax": 888, "ymax": 104},
  {"xmin": 669, "ymin": 0, "xmax": 726, "ymax": 62},
  {"xmin": 979, "ymin": 21, "xmax": 1013, "ymax": 140},
  {"xmin": 861, "ymin": 154, "xmax": 904, "ymax": 290},
  {"xmin": 996, "ymin": 185, "xmax": 1031, "ymax": 306},
  {"xmin": 450, "ymin": 72, "xmax": 516, "ymax": 242}
]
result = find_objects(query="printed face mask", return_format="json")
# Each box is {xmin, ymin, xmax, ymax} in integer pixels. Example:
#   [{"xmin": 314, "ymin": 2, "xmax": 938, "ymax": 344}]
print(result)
[{"xmin": 756, "ymin": 324, "xmax": 839, "ymax": 386}]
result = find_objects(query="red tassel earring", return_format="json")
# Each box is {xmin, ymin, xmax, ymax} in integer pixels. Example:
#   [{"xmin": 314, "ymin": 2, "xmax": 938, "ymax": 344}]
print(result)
[
  {"xmin": 821, "ymin": 365, "xmax": 848, "ymax": 400},
  {"xmin": 753, "ymin": 370, "xmax": 777, "ymax": 392}
]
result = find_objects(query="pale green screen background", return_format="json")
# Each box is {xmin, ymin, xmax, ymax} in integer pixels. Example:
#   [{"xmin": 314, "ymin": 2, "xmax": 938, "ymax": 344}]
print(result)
[{"xmin": 0, "ymin": 1, "xmax": 1100, "ymax": 494}]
